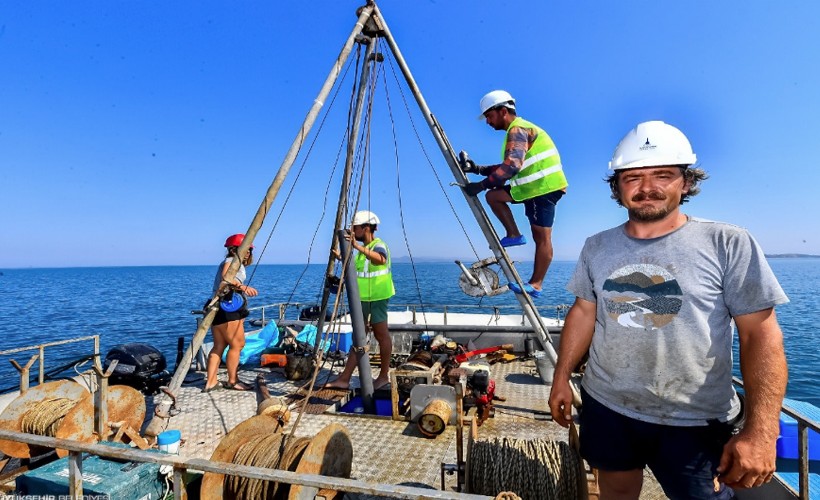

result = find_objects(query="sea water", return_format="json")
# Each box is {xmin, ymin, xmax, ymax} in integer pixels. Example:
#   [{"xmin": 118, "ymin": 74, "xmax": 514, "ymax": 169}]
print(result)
[{"xmin": 0, "ymin": 260, "xmax": 818, "ymax": 406}]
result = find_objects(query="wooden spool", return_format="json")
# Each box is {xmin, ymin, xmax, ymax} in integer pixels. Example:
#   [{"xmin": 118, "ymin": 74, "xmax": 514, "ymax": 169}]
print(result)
[
  {"xmin": 201, "ymin": 416, "xmax": 352, "ymax": 500},
  {"xmin": 288, "ymin": 423, "xmax": 353, "ymax": 500},
  {"xmin": 418, "ymin": 398, "xmax": 451, "ymax": 437},
  {"xmin": 200, "ymin": 414, "xmax": 283, "ymax": 500},
  {"xmin": 0, "ymin": 381, "xmax": 147, "ymax": 459}
]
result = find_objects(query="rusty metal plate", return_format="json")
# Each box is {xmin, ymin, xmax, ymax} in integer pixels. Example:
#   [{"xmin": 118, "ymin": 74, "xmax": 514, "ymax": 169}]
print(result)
[
  {"xmin": 0, "ymin": 380, "xmax": 89, "ymax": 458},
  {"xmin": 54, "ymin": 392, "xmax": 96, "ymax": 458},
  {"xmin": 288, "ymin": 423, "xmax": 353, "ymax": 500},
  {"xmin": 107, "ymin": 385, "xmax": 146, "ymax": 436},
  {"xmin": 200, "ymin": 414, "xmax": 282, "ymax": 500}
]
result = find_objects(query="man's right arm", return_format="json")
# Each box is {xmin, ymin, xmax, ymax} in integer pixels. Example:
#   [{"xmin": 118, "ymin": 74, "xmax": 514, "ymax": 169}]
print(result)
[
  {"xmin": 484, "ymin": 126, "xmax": 529, "ymax": 188},
  {"xmin": 549, "ymin": 296, "xmax": 596, "ymax": 427}
]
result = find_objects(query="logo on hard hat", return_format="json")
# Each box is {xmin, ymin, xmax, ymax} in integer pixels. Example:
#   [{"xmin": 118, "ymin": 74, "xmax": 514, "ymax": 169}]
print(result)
[{"xmin": 639, "ymin": 138, "xmax": 657, "ymax": 151}]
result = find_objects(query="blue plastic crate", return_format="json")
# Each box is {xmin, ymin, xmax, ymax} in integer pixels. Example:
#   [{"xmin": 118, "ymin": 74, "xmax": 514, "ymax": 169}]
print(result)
[
  {"xmin": 777, "ymin": 398, "xmax": 820, "ymax": 461},
  {"xmin": 16, "ymin": 444, "xmax": 165, "ymax": 499}
]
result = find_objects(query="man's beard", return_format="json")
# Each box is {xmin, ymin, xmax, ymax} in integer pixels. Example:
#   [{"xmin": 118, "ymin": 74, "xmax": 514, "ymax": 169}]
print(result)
[{"xmin": 627, "ymin": 192, "xmax": 672, "ymax": 222}]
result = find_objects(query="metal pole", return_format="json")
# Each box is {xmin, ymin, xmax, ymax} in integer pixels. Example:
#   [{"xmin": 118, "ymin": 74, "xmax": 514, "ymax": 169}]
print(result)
[
  {"xmin": 315, "ymin": 35, "xmax": 379, "ymax": 351},
  {"xmin": 146, "ymin": 4, "xmax": 375, "ymax": 437},
  {"xmin": 337, "ymin": 229, "xmax": 375, "ymax": 413},
  {"xmin": 68, "ymin": 450, "xmax": 83, "ymax": 499},
  {"xmin": 370, "ymin": 4, "xmax": 557, "ymax": 363}
]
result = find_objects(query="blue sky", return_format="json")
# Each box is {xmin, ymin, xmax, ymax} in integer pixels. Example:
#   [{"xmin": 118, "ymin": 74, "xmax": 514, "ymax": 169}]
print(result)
[{"xmin": 2, "ymin": 1, "xmax": 819, "ymax": 268}]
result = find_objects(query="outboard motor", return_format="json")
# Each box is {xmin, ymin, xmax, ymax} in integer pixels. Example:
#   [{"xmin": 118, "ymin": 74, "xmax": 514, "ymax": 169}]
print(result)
[
  {"xmin": 104, "ymin": 343, "xmax": 171, "ymax": 395},
  {"xmin": 299, "ymin": 305, "xmax": 332, "ymax": 322}
]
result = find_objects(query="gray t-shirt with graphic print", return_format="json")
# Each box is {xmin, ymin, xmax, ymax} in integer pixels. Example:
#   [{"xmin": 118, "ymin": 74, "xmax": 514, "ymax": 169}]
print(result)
[{"xmin": 567, "ymin": 217, "xmax": 788, "ymax": 426}]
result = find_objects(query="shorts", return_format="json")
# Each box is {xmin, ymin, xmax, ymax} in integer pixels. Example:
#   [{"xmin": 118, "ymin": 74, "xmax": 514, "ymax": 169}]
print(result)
[
  {"xmin": 579, "ymin": 388, "xmax": 735, "ymax": 499},
  {"xmin": 361, "ymin": 299, "xmax": 389, "ymax": 324},
  {"xmin": 206, "ymin": 299, "xmax": 249, "ymax": 327},
  {"xmin": 504, "ymin": 186, "xmax": 564, "ymax": 227}
]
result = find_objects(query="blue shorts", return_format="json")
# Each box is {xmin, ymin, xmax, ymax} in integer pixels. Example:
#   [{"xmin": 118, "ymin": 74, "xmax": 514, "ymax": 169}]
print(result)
[
  {"xmin": 579, "ymin": 388, "xmax": 736, "ymax": 500},
  {"xmin": 505, "ymin": 187, "xmax": 564, "ymax": 227}
]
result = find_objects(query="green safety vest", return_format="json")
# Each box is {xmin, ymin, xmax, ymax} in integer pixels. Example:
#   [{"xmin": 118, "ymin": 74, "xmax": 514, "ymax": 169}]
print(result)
[
  {"xmin": 502, "ymin": 117, "xmax": 567, "ymax": 201},
  {"xmin": 355, "ymin": 238, "xmax": 395, "ymax": 301}
]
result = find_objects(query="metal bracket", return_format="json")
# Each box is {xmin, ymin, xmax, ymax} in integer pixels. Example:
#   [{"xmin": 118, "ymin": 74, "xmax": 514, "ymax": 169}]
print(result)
[
  {"xmin": 9, "ymin": 354, "xmax": 39, "ymax": 395},
  {"xmin": 91, "ymin": 358, "xmax": 117, "ymax": 440}
]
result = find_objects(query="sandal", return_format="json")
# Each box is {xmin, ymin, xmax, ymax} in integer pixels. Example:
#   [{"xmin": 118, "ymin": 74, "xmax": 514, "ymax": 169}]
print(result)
[
  {"xmin": 202, "ymin": 383, "xmax": 224, "ymax": 393},
  {"xmin": 500, "ymin": 235, "xmax": 527, "ymax": 247},
  {"xmin": 223, "ymin": 381, "xmax": 253, "ymax": 391},
  {"xmin": 508, "ymin": 282, "xmax": 542, "ymax": 298}
]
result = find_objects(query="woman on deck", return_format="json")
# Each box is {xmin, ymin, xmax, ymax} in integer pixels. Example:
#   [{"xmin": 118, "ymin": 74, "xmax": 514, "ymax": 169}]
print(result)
[{"xmin": 203, "ymin": 233, "xmax": 259, "ymax": 392}]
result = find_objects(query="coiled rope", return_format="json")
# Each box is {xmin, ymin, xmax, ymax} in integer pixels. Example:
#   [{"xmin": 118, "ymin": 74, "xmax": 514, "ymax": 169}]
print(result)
[
  {"xmin": 224, "ymin": 433, "xmax": 312, "ymax": 500},
  {"xmin": 469, "ymin": 437, "xmax": 580, "ymax": 500},
  {"xmin": 21, "ymin": 398, "xmax": 76, "ymax": 436}
]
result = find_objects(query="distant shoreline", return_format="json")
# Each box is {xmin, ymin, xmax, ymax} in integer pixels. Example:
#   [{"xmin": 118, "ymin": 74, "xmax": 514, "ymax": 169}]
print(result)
[
  {"xmin": 765, "ymin": 254, "xmax": 820, "ymax": 259},
  {"xmin": 3, "ymin": 257, "xmax": 818, "ymax": 271}
]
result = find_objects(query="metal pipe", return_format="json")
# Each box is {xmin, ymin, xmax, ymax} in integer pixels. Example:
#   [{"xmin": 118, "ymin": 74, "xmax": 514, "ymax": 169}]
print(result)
[
  {"xmin": 799, "ymin": 422, "xmax": 808, "ymax": 499},
  {"xmin": 68, "ymin": 450, "xmax": 83, "ymax": 498},
  {"xmin": 278, "ymin": 319, "xmax": 564, "ymax": 334},
  {"xmin": 455, "ymin": 260, "xmax": 480, "ymax": 286},
  {"xmin": 337, "ymin": 229, "xmax": 375, "ymax": 413},
  {"xmin": 370, "ymin": 4, "xmax": 558, "ymax": 367},
  {"xmin": 0, "ymin": 334, "xmax": 99, "ymax": 356},
  {"xmin": 146, "ymin": 4, "xmax": 376, "ymax": 437},
  {"xmin": 38, "ymin": 346, "xmax": 44, "ymax": 384},
  {"xmin": 315, "ymin": 34, "xmax": 379, "ymax": 352}
]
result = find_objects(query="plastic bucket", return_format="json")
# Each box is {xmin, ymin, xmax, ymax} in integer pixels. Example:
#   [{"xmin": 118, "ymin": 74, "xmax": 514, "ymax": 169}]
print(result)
[
  {"xmin": 157, "ymin": 429, "xmax": 181, "ymax": 454},
  {"xmin": 533, "ymin": 351, "xmax": 554, "ymax": 385}
]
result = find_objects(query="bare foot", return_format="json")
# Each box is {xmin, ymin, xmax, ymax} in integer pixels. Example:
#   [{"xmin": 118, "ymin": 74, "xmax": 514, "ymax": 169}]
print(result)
[
  {"xmin": 321, "ymin": 379, "xmax": 350, "ymax": 390},
  {"xmin": 373, "ymin": 378, "xmax": 390, "ymax": 391}
]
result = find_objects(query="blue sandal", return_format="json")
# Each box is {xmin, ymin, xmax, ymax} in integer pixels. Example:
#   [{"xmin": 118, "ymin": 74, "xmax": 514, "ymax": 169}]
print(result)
[
  {"xmin": 500, "ymin": 235, "xmax": 527, "ymax": 247},
  {"xmin": 508, "ymin": 282, "xmax": 542, "ymax": 298}
]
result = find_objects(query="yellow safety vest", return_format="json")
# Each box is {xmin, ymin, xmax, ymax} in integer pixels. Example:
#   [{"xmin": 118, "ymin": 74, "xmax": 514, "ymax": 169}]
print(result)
[
  {"xmin": 503, "ymin": 117, "xmax": 567, "ymax": 201},
  {"xmin": 355, "ymin": 238, "xmax": 395, "ymax": 301}
]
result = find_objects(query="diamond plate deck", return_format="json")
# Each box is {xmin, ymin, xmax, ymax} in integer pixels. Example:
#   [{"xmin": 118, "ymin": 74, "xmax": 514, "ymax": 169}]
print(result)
[{"xmin": 153, "ymin": 357, "xmax": 668, "ymax": 498}]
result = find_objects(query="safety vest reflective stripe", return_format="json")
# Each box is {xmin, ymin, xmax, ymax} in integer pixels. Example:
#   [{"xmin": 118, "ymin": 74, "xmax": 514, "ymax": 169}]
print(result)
[
  {"xmin": 503, "ymin": 117, "xmax": 567, "ymax": 201},
  {"xmin": 355, "ymin": 238, "xmax": 395, "ymax": 301},
  {"xmin": 357, "ymin": 269, "xmax": 390, "ymax": 278},
  {"xmin": 510, "ymin": 163, "xmax": 564, "ymax": 187}
]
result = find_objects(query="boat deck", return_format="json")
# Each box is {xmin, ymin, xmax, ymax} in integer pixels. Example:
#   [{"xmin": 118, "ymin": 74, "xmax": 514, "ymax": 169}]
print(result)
[{"xmin": 155, "ymin": 355, "xmax": 668, "ymax": 498}]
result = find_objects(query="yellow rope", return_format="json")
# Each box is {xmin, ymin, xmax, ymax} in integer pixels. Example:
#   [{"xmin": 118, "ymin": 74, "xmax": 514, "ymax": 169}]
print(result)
[{"xmin": 21, "ymin": 398, "xmax": 76, "ymax": 436}]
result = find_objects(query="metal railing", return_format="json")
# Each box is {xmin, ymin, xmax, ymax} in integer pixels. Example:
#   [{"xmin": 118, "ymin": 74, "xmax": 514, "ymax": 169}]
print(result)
[
  {"xmin": 248, "ymin": 301, "xmax": 569, "ymax": 327},
  {"xmin": 0, "ymin": 429, "xmax": 492, "ymax": 500},
  {"xmin": 733, "ymin": 376, "xmax": 818, "ymax": 500},
  {"xmin": 0, "ymin": 335, "xmax": 99, "ymax": 394}
]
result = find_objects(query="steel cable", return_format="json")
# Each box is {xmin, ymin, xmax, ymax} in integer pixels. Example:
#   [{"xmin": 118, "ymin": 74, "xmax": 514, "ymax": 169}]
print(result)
[
  {"xmin": 224, "ymin": 433, "xmax": 312, "ymax": 500},
  {"xmin": 469, "ymin": 436, "xmax": 580, "ymax": 500}
]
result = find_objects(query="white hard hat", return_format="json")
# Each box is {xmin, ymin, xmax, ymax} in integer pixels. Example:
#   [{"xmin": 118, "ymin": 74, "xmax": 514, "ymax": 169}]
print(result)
[
  {"xmin": 478, "ymin": 90, "xmax": 515, "ymax": 119},
  {"xmin": 352, "ymin": 210, "xmax": 380, "ymax": 226},
  {"xmin": 609, "ymin": 121, "xmax": 697, "ymax": 171}
]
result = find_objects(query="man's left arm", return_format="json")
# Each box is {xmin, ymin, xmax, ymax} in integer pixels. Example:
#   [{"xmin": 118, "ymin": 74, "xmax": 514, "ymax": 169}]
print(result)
[{"xmin": 717, "ymin": 307, "xmax": 788, "ymax": 489}]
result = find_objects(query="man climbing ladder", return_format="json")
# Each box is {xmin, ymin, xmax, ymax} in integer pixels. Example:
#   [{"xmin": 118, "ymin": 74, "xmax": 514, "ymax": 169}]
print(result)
[{"xmin": 461, "ymin": 90, "xmax": 568, "ymax": 298}]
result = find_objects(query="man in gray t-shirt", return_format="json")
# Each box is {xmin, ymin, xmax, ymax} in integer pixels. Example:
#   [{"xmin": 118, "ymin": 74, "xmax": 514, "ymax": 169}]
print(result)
[{"xmin": 548, "ymin": 121, "xmax": 788, "ymax": 499}]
